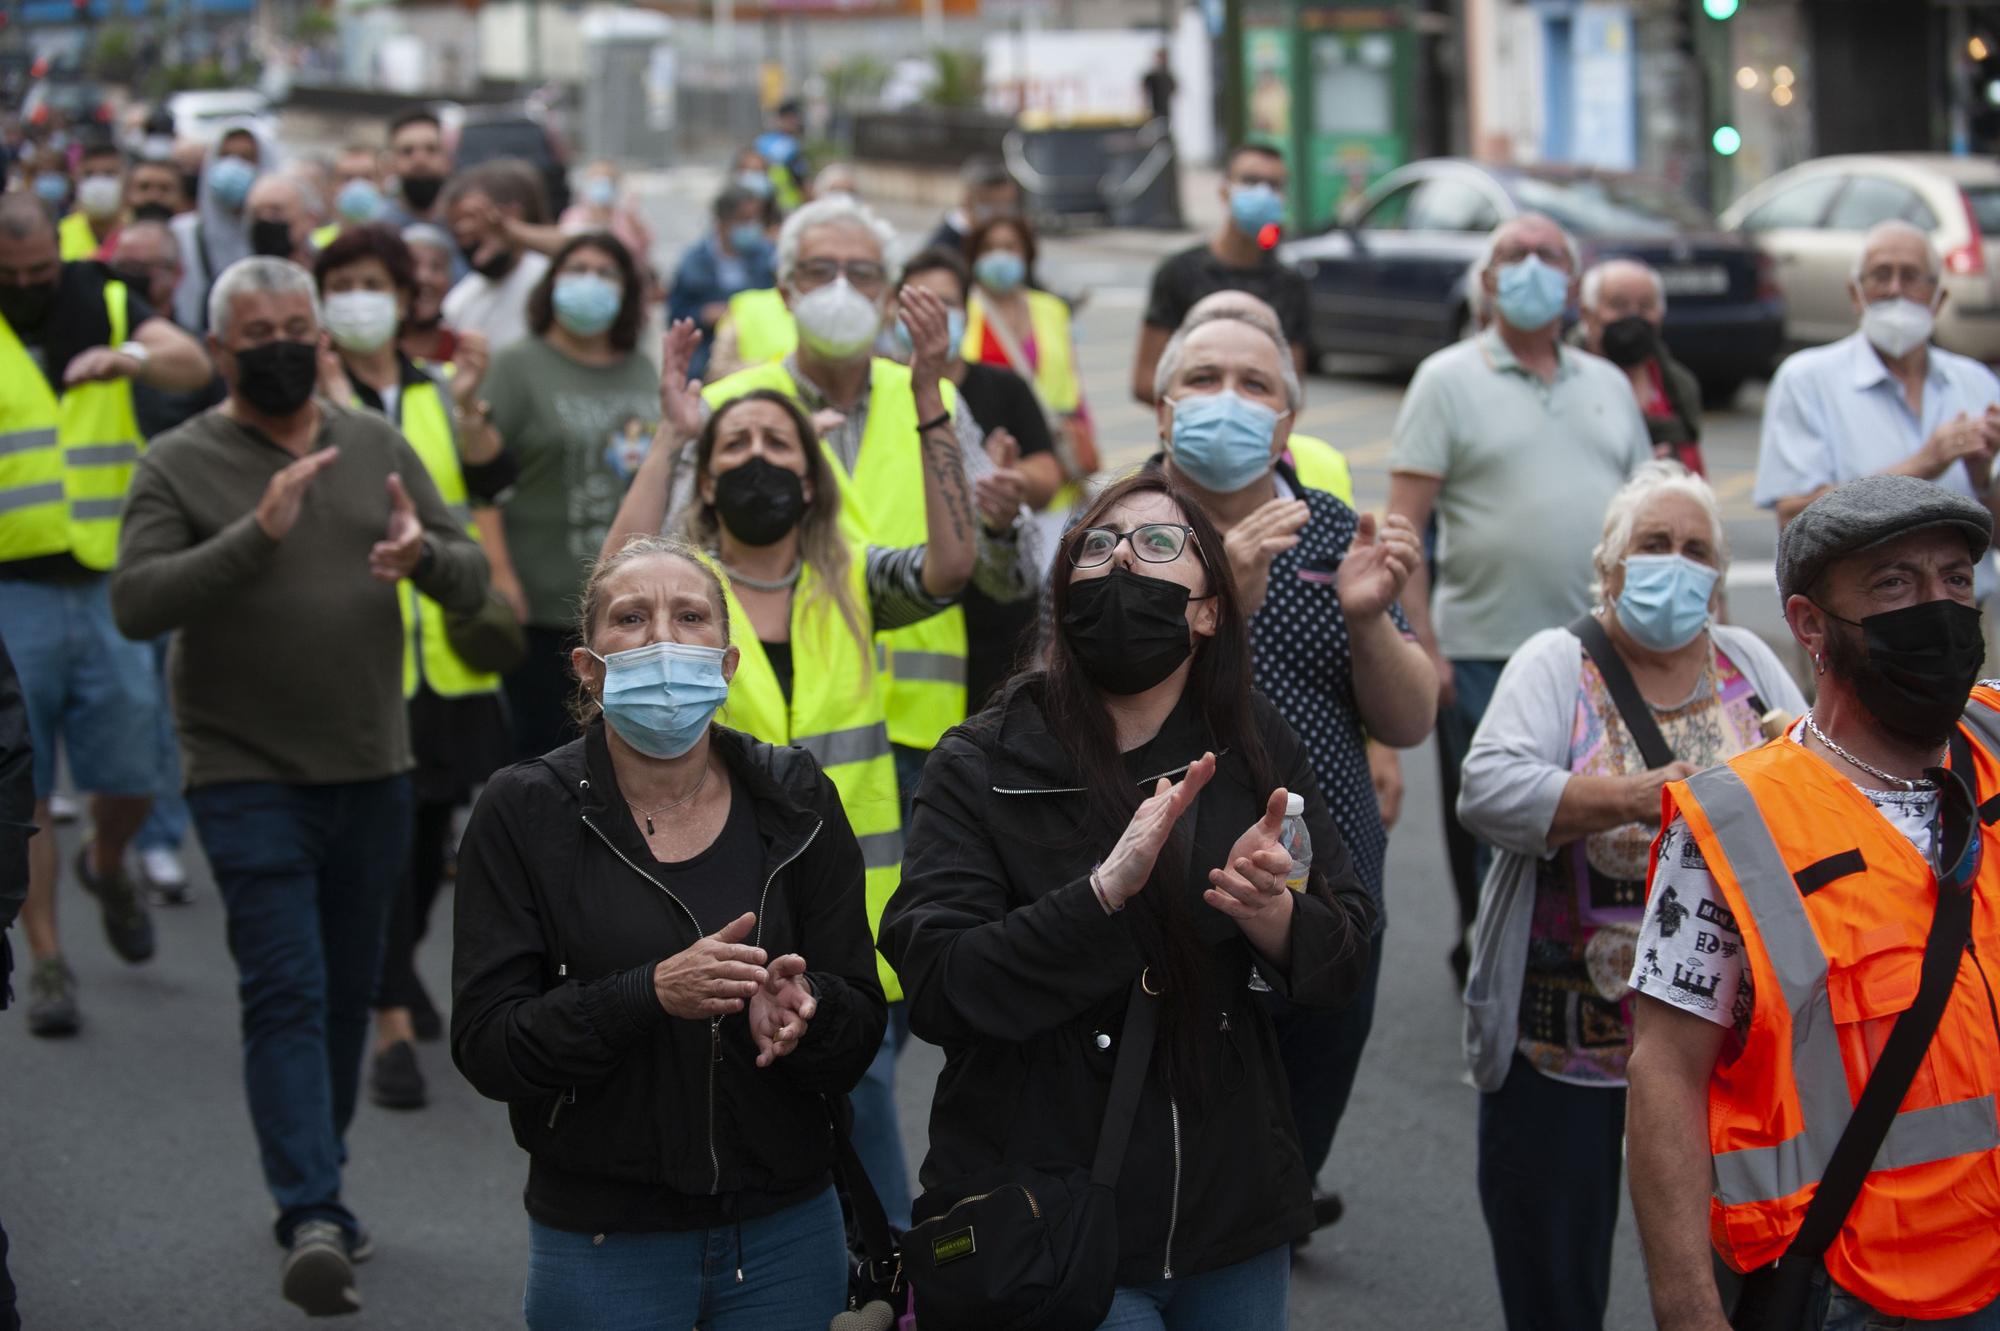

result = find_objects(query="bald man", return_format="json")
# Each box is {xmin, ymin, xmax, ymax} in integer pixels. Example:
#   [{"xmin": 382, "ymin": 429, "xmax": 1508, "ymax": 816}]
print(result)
[
  {"xmin": 1577, "ymin": 257, "xmax": 1705, "ymax": 474},
  {"xmin": 1755, "ymin": 219, "xmax": 2000, "ymax": 541},
  {"xmin": 246, "ymin": 174, "xmax": 315, "ymax": 264}
]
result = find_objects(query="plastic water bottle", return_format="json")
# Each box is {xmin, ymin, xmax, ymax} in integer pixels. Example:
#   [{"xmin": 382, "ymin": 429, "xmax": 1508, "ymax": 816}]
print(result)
[{"xmin": 1280, "ymin": 793, "xmax": 1311, "ymax": 893}]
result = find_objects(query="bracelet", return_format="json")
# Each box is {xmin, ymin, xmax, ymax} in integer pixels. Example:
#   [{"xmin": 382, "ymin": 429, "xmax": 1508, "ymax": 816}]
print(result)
[
  {"xmin": 1089, "ymin": 865, "xmax": 1122, "ymax": 915},
  {"xmin": 916, "ymin": 411, "xmax": 952, "ymax": 435}
]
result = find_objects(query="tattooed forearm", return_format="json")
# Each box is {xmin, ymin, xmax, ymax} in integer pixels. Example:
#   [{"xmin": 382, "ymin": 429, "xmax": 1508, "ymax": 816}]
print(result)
[{"xmin": 922, "ymin": 428, "xmax": 973, "ymax": 543}]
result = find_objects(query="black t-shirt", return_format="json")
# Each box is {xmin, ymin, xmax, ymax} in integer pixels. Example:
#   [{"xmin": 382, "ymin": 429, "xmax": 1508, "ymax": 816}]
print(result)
[
  {"xmin": 761, "ymin": 638, "xmax": 794, "ymax": 705},
  {"xmin": 650, "ymin": 769, "xmax": 763, "ymax": 935},
  {"xmin": 954, "ymin": 362, "xmax": 1053, "ymax": 459},
  {"xmin": 953, "ymin": 362, "xmax": 1053, "ymax": 713},
  {"xmin": 1142, "ymin": 242, "xmax": 1309, "ymax": 347},
  {"xmin": 1142, "ymin": 68, "xmax": 1177, "ymax": 120}
]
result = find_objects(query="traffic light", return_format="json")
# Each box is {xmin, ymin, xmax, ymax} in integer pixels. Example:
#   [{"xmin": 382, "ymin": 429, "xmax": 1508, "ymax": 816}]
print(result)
[{"xmin": 1702, "ymin": 0, "xmax": 1738, "ymax": 18}]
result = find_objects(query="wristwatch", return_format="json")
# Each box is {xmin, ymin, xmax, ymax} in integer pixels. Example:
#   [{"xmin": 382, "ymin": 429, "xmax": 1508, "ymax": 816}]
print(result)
[{"xmin": 116, "ymin": 340, "xmax": 150, "ymax": 374}]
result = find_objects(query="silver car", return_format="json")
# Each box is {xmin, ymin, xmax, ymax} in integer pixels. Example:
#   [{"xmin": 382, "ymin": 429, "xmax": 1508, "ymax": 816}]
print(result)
[{"xmin": 1720, "ymin": 153, "xmax": 2000, "ymax": 361}]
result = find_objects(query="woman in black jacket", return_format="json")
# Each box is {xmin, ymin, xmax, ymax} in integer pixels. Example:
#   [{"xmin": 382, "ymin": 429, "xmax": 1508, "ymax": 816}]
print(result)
[
  {"xmin": 451, "ymin": 536, "xmax": 887, "ymax": 1331},
  {"xmin": 881, "ymin": 472, "xmax": 1376, "ymax": 1330}
]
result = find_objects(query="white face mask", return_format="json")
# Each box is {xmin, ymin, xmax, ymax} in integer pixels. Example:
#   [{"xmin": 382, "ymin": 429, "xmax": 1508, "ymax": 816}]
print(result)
[
  {"xmin": 77, "ymin": 175, "xmax": 124, "ymax": 220},
  {"xmin": 790, "ymin": 275, "xmax": 882, "ymax": 362},
  {"xmin": 1860, "ymin": 296, "xmax": 1935, "ymax": 358},
  {"xmin": 323, "ymin": 290, "xmax": 401, "ymax": 354}
]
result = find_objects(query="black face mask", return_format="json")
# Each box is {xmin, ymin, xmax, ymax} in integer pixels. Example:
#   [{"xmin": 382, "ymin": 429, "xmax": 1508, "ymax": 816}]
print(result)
[
  {"xmin": 130, "ymin": 201, "xmax": 176, "ymax": 224},
  {"xmin": 399, "ymin": 173, "xmax": 444, "ymax": 213},
  {"xmin": 1061, "ymin": 567, "xmax": 1199, "ymax": 696},
  {"xmin": 1599, "ymin": 315, "xmax": 1658, "ymax": 368},
  {"xmin": 462, "ymin": 242, "xmax": 515, "ymax": 280},
  {"xmin": 1820, "ymin": 598, "xmax": 1985, "ymax": 748},
  {"xmin": 232, "ymin": 339, "xmax": 320, "ymax": 417},
  {"xmin": 0, "ymin": 279, "xmax": 58, "ymax": 336},
  {"xmin": 249, "ymin": 218, "xmax": 294, "ymax": 258},
  {"xmin": 181, "ymin": 172, "xmax": 202, "ymax": 205},
  {"xmin": 713, "ymin": 456, "xmax": 806, "ymax": 547}
]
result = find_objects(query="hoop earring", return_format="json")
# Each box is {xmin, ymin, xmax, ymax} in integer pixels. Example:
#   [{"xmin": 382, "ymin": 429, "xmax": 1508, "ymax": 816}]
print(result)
[{"xmin": 1813, "ymin": 653, "xmax": 1825, "ymax": 676}]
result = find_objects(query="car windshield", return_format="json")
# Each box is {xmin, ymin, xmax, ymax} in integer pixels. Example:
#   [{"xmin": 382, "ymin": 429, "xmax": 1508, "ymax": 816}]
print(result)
[
  {"xmin": 1508, "ymin": 174, "xmax": 1714, "ymax": 237},
  {"xmin": 1962, "ymin": 187, "xmax": 2000, "ymax": 237}
]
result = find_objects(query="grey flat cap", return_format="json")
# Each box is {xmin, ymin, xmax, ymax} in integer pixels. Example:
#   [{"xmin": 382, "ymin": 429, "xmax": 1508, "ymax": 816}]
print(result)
[{"xmin": 1777, "ymin": 474, "xmax": 1993, "ymax": 600}]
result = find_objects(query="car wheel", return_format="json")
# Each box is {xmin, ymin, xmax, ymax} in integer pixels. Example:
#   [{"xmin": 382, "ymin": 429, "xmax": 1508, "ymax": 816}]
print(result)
[{"xmin": 1699, "ymin": 377, "xmax": 1744, "ymax": 409}]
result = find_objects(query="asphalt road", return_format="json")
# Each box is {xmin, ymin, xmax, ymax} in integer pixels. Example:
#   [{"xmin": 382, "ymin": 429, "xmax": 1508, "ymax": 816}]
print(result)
[{"xmin": 0, "ymin": 166, "xmax": 1790, "ymax": 1330}]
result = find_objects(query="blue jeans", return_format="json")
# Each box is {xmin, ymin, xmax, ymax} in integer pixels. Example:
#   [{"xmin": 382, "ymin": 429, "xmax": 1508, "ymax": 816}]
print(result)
[
  {"xmin": 851, "ymin": 1000, "xmax": 912, "ymax": 1230},
  {"xmin": 0, "ymin": 575, "xmax": 161, "ymax": 798},
  {"xmin": 523, "ymin": 1186, "xmax": 847, "ymax": 1331},
  {"xmin": 1825, "ymin": 1286, "xmax": 2000, "ymax": 1330},
  {"xmin": 1477, "ymin": 1054, "xmax": 1625, "ymax": 1331},
  {"xmin": 1266, "ymin": 930, "xmax": 1385, "ymax": 1180},
  {"xmin": 187, "ymin": 776, "xmax": 411, "ymax": 1245},
  {"xmin": 137, "ymin": 636, "xmax": 187, "ymax": 852},
  {"xmin": 1436, "ymin": 658, "xmax": 1506, "ymax": 946},
  {"xmin": 1097, "ymin": 1243, "xmax": 1289, "ymax": 1330}
]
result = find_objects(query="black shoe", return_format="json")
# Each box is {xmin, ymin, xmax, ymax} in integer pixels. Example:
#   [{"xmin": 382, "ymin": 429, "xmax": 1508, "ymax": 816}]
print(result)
[
  {"xmin": 410, "ymin": 1004, "xmax": 444, "ymax": 1043},
  {"xmin": 26, "ymin": 955, "xmax": 80, "ymax": 1037},
  {"xmin": 1449, "ymin": 939, "xmax": 1470, "ymax": 988},
  {"xmin": 1312, "ymin": 1191, "xmax": 1345, "ymax": 1230},
  {"xmin": 369, "ymin": 1040, "xmax": 427, "ymax": 1110},
  {"xmin": 281, "ymin": 1220, "xmax": 360, "ymax": 1317},
  {"xmin": 76, "ymin": 843, "xmax": 155, "ymax": 964}
]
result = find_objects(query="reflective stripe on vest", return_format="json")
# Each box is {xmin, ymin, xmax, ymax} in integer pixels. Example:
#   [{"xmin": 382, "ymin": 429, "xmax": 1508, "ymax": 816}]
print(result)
[
  {"xmin": 59, "ymin": 211, "xmax": 103, "ymax": 262},
  {"xmin": 395, "ymin": 377, "xmax": 500, "ymax": 699},
  {"xmin": 714, "ymin": 551, "xmax": 905, "ymax": 1001},
  {"xmin": 0, "ymin": 278, "xmax": 143, "ymax": 570},
  {"xmin": 963, "ymin": 289, "xmax": 1081, "ymax": 414},
  {"xmin": 703, "ymin": 357, "xmax": 968, "ymax": 751},
  {"xmin": 1286, "ymin": 434, "xmax": 1354, "ymax": 508},
  {"xmin": 726, "ymin": 288, "xmax": 796, "ymax": 367}
]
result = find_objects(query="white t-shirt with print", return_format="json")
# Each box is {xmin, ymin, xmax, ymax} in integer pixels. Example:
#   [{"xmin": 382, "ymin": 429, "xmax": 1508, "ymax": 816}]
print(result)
[{"xmin": 1628, "ymin": 727, "xmax": 1939, "ymax": 1039}]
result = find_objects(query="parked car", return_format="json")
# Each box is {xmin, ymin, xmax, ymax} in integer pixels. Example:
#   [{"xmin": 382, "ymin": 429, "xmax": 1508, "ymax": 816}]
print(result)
[
  {"xmin": 163, "ymin": 90, "xmax": 276, "ymax": 145},
  {"xmin": 1718, "ymin": 153, "xmax": 2000, "ymax": 362},
  {"xmin": 1280, "ymin": 158, "xmax": 1786, "ymax": 402},
  {"xmin": 450, "ymin": 106, "xmax": 573, "ymax": 219},
  {"xmin": 22, "ymin": 76, "xmax": 116, "ymax": 129}
]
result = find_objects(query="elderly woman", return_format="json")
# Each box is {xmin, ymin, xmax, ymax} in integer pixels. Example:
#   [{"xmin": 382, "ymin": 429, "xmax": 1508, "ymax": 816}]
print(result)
[
  {"xmin": 884, "ymin": 471, "xmax": 1375, "ymax": 1328},
  {"xmin": 1149, "ymin": 304, "xmax": 1437, "ymax": 1238},
  {"xmin": 1457, "ymin": 461, "xmax": 1806, "ymax": 1331},
  {"xmin": 451, "ymin": 537, "xmax": 887, "ymax": 1330}
]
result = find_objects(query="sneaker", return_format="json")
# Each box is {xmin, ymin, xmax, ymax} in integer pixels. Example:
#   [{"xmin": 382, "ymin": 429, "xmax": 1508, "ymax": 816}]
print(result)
[
  {"xmin": 137, "ymin": 847, "xmax": 192, "ymax": 906},
  {"xmin": 26, "ymin": 956, "xmax": 80, "ymax": 1037},
  {"xmin": 76, "ymin": 843, "xmax": 155, "ymax": 964},
  {"xmin": 368, "ymin": 1040, "xmax": 427, "ymax": 1110},
  {"xmin": 47, "ymin": 792, "xmax": 80, "ymax": 824},
  {"xmin": 346, "ymin": 1229, "xmax": 374, "ymax": 1264},
  {"xmin": 281, "ymin": 1220, "xmax": 360, "ymax": 1317}
]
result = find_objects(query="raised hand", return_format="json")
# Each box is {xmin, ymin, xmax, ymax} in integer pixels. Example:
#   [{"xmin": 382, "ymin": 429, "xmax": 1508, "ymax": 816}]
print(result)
[
  {"xmin": 449, "ymin": 331, "xmax": 490, "ymax": 410},
  {"xmin": 1093, "ymin": 752, "xmax": 1217, "ymax": 907},
  {"xmin": 748, "ymin": 953, "xmax": 817, "ymax": 1067},
  {"xmin": 1223, "ymin": 497, "xmax": 1309, "ymax": 616},
  {"xmin": 1336, "ymin": 511, "xmax": 1422, "ymax": 623},
  {"xmin": 900, "ymin": 284, "xmax": 953, "ymax": 387},
  {"xmin": 658, "ymin": 318, "xmax": 706, "ymax": 439},
  {"xmin": 654, "ymin": 912, "xmax": 770, "ymax": 1020},
  {"xmin": 368, "ymin": 472, "xmax": 424, "ymax": 582},
  {"xmin": 975, "ymin": 428, "xmax": 1026, "ymax": 533},
  {"xmin": 1204, "ymin": 788, "xmax": 1296, "ymax": 953},
  {"xmin": 255, "ymin": 447, "xmax": 341, "ymax": 541}
]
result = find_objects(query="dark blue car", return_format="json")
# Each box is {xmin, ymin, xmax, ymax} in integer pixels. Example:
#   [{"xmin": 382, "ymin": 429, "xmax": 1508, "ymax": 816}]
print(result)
[{"xmin": 1279, "ymin": 159, "xmax": 1786, "ymax": 403}]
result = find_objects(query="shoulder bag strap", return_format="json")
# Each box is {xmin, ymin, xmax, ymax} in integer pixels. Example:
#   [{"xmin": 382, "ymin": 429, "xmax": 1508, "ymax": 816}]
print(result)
[
  {"xmin": 831, "ymin": 1092, "xmax": 899, "ymax": 1258},
  {"xmin": 1569, "ymin": 614, "xmax": 1677, "ymax": 770},
  {"xmin": 1090, "ymin": 976, "xmax": 1162, "ymax": 1189}
]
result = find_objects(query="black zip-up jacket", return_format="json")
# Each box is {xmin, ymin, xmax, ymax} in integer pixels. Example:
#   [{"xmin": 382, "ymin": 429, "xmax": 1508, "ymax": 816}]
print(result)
[
  {"xmin": 451, "ymin": 722, "xmax": 887, "ymax": 1233},
  {"xmin": 881, "ymin": 682, "xmax": 1377, "ymax": 1284}
]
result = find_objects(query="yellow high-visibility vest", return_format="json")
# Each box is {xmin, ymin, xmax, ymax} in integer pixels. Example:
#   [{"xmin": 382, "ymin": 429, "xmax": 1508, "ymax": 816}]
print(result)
[
  {"xmin": 394, "ymin": 374, "xmax": 501, "ymax": 699},
  {"xmin": 702, "ymin": 358, "xmax": 967, "ymax": 752},
  {"xmin": 58, "ymin": 211, "xmax": 107, "ymax": 261},
  {"xmin": 310, "ymin": 222, "xmax": 341, "ymax": 252},
  {"xmin": 963, "ymin": 289, "xmax": 1081, "ymax": 414},
  {"xmin": 723, "ymin": 288, "xmax": 796, "ymax": 368},
  {"xmin": 1286, "ymin": 433, "xmax": 1354, "ymax": 508},
  {"xmin": 767, "ymin": 163, "xmax": 802, "ymax": 212},
  {"xmin": 716, "ymin": 551, "xmax": 904, "ymax": 1000},
  {"xmin": 0, "ymin": 279, "xmax": 143, "ymax": 570}
]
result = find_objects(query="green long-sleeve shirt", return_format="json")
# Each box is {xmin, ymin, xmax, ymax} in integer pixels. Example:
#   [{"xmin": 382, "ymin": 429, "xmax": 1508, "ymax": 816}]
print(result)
[{"xmin": 111, "ymin": 400, "xmax": 489, "ymax": 789}]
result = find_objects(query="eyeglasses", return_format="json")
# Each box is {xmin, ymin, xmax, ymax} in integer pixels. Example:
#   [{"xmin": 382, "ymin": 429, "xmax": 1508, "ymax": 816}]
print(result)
[
  {"xmin": 1068, "ymin": 523, "xmax": 1195, "ymax": 569},
  {"xmin": 1857, "ymin": 264, "xmax": 1937, "ymax": 295},
  {"xmin": 792, "ymin": 257, "xmax": 888, "ymax": 291}
]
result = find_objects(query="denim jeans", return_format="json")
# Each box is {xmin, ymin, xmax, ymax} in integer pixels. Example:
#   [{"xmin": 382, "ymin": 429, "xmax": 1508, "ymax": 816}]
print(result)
[
  {"xmin": 1825, "ymin": 1286, "xmax": 2000, "ymax": 1330},
  {"xmin": 1435, "ymin": 658, "xmax": 1506, "ymax": 945},
  {"xmin": 136, "ymin": 636, "xmax": 187, "ymax": 853},
  {"xmin": 1477, "ymin": 1054, "xmax": 1625, "ymax": 1331},
  {"xmin": 1097, "ymin": 1243, "xmax": 1289, "ymax": 1331},
  {"xmin": 0, "ymin": 574, "xmax": 161, "ymax": 798},
  {"xmin": 523, "ymin": 1186, "xmax": 847, "ymax": 1331},
  {"xmin": 187, "ymin": 776, "xmax": 411, "ymax": 1245},
  {"xmin": 1265, "ymin": 930, "xmax": 1385, "ymax": 1181},
  {"xmin": 851, "ymin": 1000, "xmax": 913, "ymax": 1230}
]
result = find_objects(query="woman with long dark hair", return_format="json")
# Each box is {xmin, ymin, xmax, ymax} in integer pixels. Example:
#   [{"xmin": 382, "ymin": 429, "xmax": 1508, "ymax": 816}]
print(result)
[{"xmin": 881, "ymin": 472, "xmax": 1376, "ymax": 1329}]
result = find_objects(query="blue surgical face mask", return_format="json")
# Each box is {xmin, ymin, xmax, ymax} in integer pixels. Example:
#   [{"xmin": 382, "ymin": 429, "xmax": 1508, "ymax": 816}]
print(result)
[
  {"xmin": 736, "ymin": 170, "xmax": 775, "ymax": 200},
  {"xmin": 1167, "ymin": 389, "xmax": 1284, "ymax": 494},
  {"xmin": 207, "ymin": 155, "xmax": 256, "ymax": 210},
  {"xmin": 886, "ymin": 308, "xmax": 966, "ymax": 362},
  {"xmin": 1614, "ymin": 553, "xmax": 1719, "ymax": 652},
  {"xmin": 1493, "ymin": 254, "xmax": 1570, "ymax": 332},
  {"xmin": 335, "ymin": 178, "xmax": 385, "ymax": 224},
  {"xmin": 583, "ymin": 176, "xmax": 617, "ymax": 208},
  {"xmin": 589, "ymin": 641, "xmax": 731, "ymax": 759},
  {"xmin": 33, "ymin": 172, "xmax": 69, "ymax": 205},
  {"xmin": 974, "ymin": 250, "xmax": 1025, "ymax": 293},
  {"xmin": 727, "ymin": 222, "xmax": 768, "ymax": 255},
  {"xmin": 1228, "ymin": 183, "xmax": 1285, "ymax": 238},
  {"xmin": 552, "ymin": 272, "xmax": 623, "ymax": 338}
]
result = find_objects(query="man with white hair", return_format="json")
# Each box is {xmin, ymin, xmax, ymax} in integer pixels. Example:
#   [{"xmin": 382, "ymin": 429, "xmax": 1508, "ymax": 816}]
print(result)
[
  {"xmin": 1755, "ymin": 219, "xmax": 2000, "ymax": 542},
  {"xmin": 1577, "ymin": 257, "xmax": 1705, "ymax": 474},
  {"xmin": 1388, "ymin": 212, "xmax": 1653, "ymax": 982},
  {"xmin": 109, "ymin": 256, "xmax": 488, "ymax": 1317}
]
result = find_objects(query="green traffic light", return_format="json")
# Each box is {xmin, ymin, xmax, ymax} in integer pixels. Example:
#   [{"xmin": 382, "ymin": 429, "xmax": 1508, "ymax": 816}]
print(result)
[
  {"xmin": 1712, "ymin": 125, "xmax": 1742, "ymax": 156},
  {"xmin": 1703, "ymin": 0, "xmax": 1739, "ymax": 18}
]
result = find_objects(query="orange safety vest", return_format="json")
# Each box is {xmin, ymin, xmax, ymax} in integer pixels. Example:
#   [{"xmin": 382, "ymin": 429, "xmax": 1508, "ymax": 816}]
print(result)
[{"xmin": 1659, "ymin": 690, "xmax": 2000, "ymax": 1320}]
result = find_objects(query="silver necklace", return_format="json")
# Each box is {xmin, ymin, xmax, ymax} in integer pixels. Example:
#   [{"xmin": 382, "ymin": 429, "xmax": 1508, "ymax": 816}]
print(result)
[
  {"xmin": 718, "ymin": 557, "xmax": 801, "ymax": 592},
  {"xmin": 625, "ymin": 760, "xmax": 712, "ymax": 835},
  {"xmin": 1803, "ymin": 710, "xmax": 1938, "ymax": 792}
]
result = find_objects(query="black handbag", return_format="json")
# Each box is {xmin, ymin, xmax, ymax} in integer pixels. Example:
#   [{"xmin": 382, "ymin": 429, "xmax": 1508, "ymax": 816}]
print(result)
[
  {"xmin": 900, "ymin": 976, "xmax": 1160, "ymax": 1331},
  {"xmin": 1728, "ymin": 730, "xmax": 1981, "ymax": 1330}
]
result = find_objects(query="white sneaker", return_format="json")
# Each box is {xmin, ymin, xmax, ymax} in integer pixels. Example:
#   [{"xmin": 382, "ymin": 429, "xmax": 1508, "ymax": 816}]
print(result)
[
  {"xmin": 138, "ymin": 847, "xmax": 191, "ymax": 905},
  {"xmin": 48, "ymin": 792, "xmax": 80, "ymax": 824}
]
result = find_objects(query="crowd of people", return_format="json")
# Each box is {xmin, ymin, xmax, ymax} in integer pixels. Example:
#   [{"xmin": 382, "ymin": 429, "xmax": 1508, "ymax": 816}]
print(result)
[{"xmin": 1, "ymin": 93, "xmax": 1997, "ymax": 1331}]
